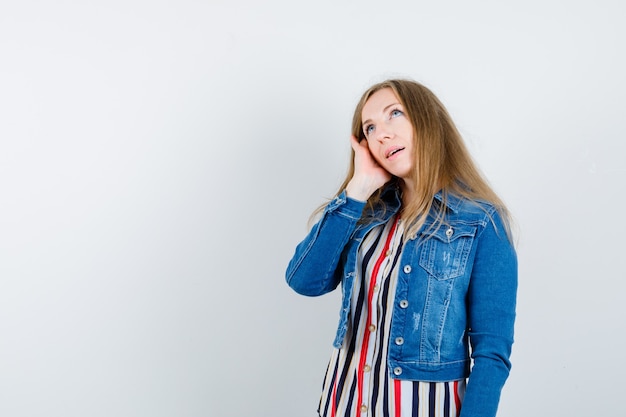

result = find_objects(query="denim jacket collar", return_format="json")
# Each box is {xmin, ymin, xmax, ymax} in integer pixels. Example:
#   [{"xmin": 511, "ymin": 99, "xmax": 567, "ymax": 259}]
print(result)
[{"xmin": 366, "ymin": 183, "xmax": 465, "ymax": 220}]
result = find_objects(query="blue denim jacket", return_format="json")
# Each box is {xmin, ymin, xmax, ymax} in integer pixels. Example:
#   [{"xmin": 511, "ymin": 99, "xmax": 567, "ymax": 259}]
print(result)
[{"xmin": 286, "ymin": 186, "xmax": 517, "ymax": 417}]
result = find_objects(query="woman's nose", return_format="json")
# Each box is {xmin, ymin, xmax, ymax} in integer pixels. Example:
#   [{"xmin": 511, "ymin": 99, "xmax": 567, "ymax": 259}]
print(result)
[{"xmin": 375, "ymin": 124, "xmax": 393, "ymax": 142}]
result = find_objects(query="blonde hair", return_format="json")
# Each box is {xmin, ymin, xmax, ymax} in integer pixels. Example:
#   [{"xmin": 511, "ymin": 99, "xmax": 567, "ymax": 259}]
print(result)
[{"xmin": 318, "ymin": 79, "xmax": 513, "ymax": 241}]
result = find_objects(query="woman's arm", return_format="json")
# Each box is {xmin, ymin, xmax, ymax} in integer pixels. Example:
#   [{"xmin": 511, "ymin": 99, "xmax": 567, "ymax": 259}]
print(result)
[
  {"xmin": 285, "ymin": 192, "xmax": 365, "ymax": 296},
  {"xmin": 286, "ymin": 136, "xmax": 391, "ymax": 296},
  {"xmin": 461, "ymin": 209, "xmax": 518, "ymax": 417}
]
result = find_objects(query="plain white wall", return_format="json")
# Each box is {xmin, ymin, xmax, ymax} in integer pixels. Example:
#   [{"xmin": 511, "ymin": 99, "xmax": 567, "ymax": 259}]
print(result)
[{"xmin": 1, "ymin": 0, "xmax": 624, "ymax": 416}]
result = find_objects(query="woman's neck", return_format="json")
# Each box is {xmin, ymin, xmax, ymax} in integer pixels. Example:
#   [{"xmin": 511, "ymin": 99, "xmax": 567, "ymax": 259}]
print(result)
[{"xmin": 400, "ymin": 179, "xmax": 415, "ymax": 207}]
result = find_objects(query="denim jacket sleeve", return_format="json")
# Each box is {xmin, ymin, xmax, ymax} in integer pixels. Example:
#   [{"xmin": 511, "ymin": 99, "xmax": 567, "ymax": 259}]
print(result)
[
  {"xmin": 461, "ymin": 208, "xmax": 518, "ymax": 417},
  {"xmin": 285, "ymin": 191, "xmax": 365, "ymax": 296}
]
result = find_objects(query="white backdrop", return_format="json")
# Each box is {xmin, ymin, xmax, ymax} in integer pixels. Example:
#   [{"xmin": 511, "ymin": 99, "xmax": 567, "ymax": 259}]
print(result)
[{"xmin": 1, "ymin": 1, "xmax": 624, "ymax": 416}]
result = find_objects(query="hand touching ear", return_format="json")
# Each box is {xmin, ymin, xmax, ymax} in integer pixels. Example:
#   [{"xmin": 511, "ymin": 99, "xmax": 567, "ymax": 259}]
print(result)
[{"xmin": 345, "ymin": 135, "xmax": 392, "ymax": 201}]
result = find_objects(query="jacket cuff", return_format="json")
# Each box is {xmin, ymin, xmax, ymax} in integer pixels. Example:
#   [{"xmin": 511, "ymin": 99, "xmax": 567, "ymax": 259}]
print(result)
[{"xmin": 325, "ymin": 191, "xmax": 366, "ymax": 220}]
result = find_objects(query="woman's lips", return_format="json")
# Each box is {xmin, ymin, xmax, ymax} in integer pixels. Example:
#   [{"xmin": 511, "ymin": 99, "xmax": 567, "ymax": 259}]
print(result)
[{"xmin": 385, "ymin": 147, "xmax": 405, "ymax": 159}]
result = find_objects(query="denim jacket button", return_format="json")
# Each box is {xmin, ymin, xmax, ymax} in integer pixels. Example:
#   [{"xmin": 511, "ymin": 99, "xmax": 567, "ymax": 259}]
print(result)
[
  {"xmin": 399, "ymin": 300, "xmax": 409, "ymax": 308},
  {"xmin": 403, "ymin": 265, "xmax": 412, "ymax": 274},
  {"xmin": 393, "ymin": 367, "xmax": 402, "ymax": 375},
  {"xmin": 446, "ymin": 227, "xmax": 454, "ymax": 238},
  {"xmin": 395, "ymin": 337, "xmax": 404, "ymax": 345}
]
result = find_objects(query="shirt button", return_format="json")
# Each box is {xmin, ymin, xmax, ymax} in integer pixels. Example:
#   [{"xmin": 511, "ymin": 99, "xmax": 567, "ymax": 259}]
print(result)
[
  {"xmin": 368, "ymin": 324, "xmax": 376, "ymax": 332},
  {"xmin": 385, "ymin": 249, "xmax": 391, "ymax": 257},
  {"xmin": 403, "ymin": 265, "xmax": 412, "ymax": 274},
  {"xmin": 399, "ymin": 300, "xmax": 409, "ymax": 308},
  {"xmin": 373, "ymin": 284, "xmax": 379, "ymax": 292},
  {"xmin": 363, "ymin": 365, "xmax": 371, "ymax": 372},
  {"xmin": 360, "ymin": 404, "xmax": 368, "ymax": 413},
  {"xmin": 395, "ymin": 337, "xmax": 404, "ymax": 345},
  {"xmin": 393, "ymin": 367, "xmax": 402, "ymax": 375}
]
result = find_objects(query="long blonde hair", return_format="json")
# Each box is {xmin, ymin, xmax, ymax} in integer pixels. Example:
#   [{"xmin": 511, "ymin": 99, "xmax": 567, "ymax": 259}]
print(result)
[{"xmin": 320, "ymin": 79, "xmax": 512, "ymax": 241}]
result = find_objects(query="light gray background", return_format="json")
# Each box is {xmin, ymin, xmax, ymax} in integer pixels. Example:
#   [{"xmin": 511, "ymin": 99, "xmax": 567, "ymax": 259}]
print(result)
[{"xmin": 1, "ymin": 1, "xmax": 624, "ymax": 416}]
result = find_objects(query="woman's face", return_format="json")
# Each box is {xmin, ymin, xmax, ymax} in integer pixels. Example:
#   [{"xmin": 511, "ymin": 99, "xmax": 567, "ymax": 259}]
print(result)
[{"xmin": 361, "ymin": 88, "xmax": 415, "ymax": 181}]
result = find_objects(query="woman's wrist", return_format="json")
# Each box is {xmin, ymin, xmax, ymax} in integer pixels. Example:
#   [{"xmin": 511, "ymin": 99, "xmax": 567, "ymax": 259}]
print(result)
[{"xmin": 345, "ymin": 178, "xmax": 376, "ymax": 202}]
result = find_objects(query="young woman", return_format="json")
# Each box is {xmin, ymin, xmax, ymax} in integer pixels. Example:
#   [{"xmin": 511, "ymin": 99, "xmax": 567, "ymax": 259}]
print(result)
[{"xmin": 286, "ymin": 79, "xmax": 517, "ymax": 417}]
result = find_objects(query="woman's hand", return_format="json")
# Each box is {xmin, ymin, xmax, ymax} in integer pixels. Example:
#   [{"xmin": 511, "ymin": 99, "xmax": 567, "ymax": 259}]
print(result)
[{"xmin": 345, "ymin": 135, "xmax": 392, "ymax": 201}]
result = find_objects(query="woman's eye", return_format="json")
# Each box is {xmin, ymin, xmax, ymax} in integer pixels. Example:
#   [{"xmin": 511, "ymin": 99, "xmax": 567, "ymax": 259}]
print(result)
[
  {"xmin": 391, "ymin": 109, "xmax": 403, "ymax": 118},
  {"xmin": 365, "ymin": 125, "xmax": 375, "ymax": 135}
]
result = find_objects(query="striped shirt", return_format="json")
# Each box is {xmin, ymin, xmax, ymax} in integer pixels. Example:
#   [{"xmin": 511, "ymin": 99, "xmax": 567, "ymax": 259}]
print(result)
[{"xmin": 318, "ymin": 216, "xmax": 466, "ymax": 417}]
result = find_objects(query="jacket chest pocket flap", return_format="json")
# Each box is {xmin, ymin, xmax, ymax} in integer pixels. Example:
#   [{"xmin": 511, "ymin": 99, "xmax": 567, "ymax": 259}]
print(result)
[{"xmin": 418, "ymin": 224, "xmax": 477, "ymax": 280}]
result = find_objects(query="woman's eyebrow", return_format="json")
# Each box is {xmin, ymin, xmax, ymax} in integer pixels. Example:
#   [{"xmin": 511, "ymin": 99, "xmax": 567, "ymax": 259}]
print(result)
[{"xmin": 362, "ymin": 102, "xmax": 401, "ymax": 127}]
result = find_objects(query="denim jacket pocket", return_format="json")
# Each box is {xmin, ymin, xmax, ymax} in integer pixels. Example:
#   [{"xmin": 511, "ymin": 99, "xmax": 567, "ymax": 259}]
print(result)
[{"xmin": 419, "ymin": 224, "xmax": 477, "ymax": 280}]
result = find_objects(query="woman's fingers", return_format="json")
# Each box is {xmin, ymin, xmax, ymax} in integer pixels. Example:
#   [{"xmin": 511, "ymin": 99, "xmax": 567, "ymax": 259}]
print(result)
[{"xmin": 345, "ymin": 136, "xmax": 392, "ymax": 201}]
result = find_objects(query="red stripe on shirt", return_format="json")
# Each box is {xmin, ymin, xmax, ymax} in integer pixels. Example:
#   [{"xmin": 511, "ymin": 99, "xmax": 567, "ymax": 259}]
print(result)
[{"xmin": 355, "ymin": 216, "xmax": 399, "ymax": 417}]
